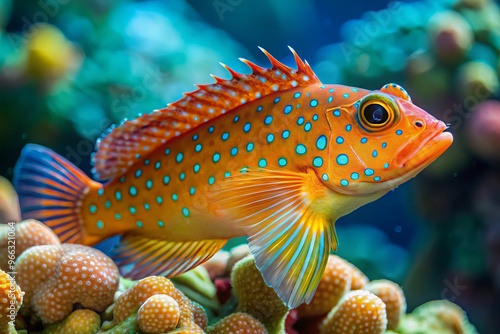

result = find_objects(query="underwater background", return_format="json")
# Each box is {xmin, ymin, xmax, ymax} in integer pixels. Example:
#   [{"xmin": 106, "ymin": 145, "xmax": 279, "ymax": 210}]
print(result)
[{"xmin": 0, "ymin": 0, "xmax": 499, "ymax": 333}]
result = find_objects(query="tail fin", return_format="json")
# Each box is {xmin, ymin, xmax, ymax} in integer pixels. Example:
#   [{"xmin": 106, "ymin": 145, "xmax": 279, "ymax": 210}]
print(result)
[{"xmin": 13, "ymin": 144, "xmax": 97, "ymax": 244}]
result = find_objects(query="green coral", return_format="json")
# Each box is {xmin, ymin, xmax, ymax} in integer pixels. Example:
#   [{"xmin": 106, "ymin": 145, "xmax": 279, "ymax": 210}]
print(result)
[
  {"xmin": 397, "ymin": 300, "xmax": 478, "ymax": 334},
  {"xmin": 230, "ymin": 256, "xmax": 289, "ymax": 334}
]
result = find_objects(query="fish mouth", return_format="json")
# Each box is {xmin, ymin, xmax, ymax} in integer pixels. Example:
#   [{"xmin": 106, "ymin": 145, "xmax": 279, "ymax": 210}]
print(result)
[{"xmin": 395, "ymin": 122, "xmax": 453, "ymax": 174}]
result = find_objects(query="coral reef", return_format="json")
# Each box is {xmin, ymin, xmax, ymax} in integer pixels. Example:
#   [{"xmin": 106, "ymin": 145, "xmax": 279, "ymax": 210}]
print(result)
[
  {"xmin": 137, "ymin": 294, "xmax": 180, "ymax": 333},
  {"xmin": 104, "ymin": 276, "xmax": 204, "ymax": 333},
  {"xmin": 364, "ymin": 280, "xmax": 407, "ymax": 331},
  {"xmin": 0, "ymin": 176, "xmax": 20, "ymax": 223},
  {"xmin": 320, "ymin": 290, "xmax": 387, "ymax": 334},
  {"xmin": 15, "ymin": 244, "xmax": 119, "ymax": 324},
  {"xmin": 296, "ymin": 255, "xmax": 352, "ymax": 318},
  {"xmin": 41, "ymin": 309, "xmax": 100, "ymax": 334},
  {"xmin": 0, "ymin": 269, "xmax": 23, "ymax": 334},
  {"xmin": 398, "ymin": 300, "xmax": 478, "ymax": 334},
  {"xmin": 0, "ymin": 219, "xmax": 59, "ymax": 272},
  {"xmin": 231, "ymin": 256, "xmax": 289, "ymax": 334},
  {"xmin": 206, "ymin": 312, "xmax": 267, "ymax": 334}
]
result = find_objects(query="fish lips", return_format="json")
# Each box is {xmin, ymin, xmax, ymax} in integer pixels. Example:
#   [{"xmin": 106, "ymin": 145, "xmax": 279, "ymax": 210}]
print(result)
[{"xmin": 394, "ymin": 121, "xmax": 453, "ymax": 172}]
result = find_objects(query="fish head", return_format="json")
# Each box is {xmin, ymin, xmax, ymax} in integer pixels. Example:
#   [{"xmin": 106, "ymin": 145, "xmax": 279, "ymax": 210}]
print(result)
[{"xmin": 323, "ymin": 83, "xmax": 453, "ymax": 198}]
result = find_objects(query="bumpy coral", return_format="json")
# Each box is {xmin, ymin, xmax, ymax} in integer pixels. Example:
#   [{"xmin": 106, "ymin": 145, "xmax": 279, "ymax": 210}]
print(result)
[
  {"xmin": 0, "ymin": 176, "xmax": 20, "ymax": 224},
  {"xmin": 191, "ymin": 302, "xmax": 208, "ymax": 330},
  {"xmin": 364, "ymin": 279, "xmax": 406, "ymax": 330},
  {"xmin": 137, "ymin": 294, "xmax": 180, "ymax": 334},
  {"xmin": 206, "ymin": 312, "xmax": 267, "ymax": 334},
  {"xmin": 42, "ymin": 309, "xmax": 100, "ymax": 334},
  {"xmin": 0, "ymin": 269, "xmax": 23, "ymax": 333},
  {"xmin": 320, "ymin": 290, "xmax": 387, "ymax": 334},
  {"xmin": 344, "ymin": 260, "xmax": 369, "ymax": 290},
  {"xmin": 399, "ymin": 300, "xmax": 478, "ymax": 334},
  {"xmin": 0, "ymin": 219, "xmax": 60, "ymax": 272},
  {"xmin": 466, "ymin": 100, "xmax": 500, "ymax": 161},
  {"xmin": 296, "ymin": 255, "xmax": 352, "ymax": 318},
  {"xmin": 231, "ymin": 256, "xmax": 289, "ymax": 334},
  {"xmin": 15, "ymin": 244, "xmax": 119, "ymax": 324},
  {"xmin": 111, "ymin": 276, "xmax": 204, "ymax": 333}
]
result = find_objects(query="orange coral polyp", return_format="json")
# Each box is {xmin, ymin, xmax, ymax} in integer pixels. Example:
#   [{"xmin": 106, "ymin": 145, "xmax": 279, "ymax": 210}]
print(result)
[{"xmin": 15, "ymin": 244, "xmax": 119, "ymax": 324}]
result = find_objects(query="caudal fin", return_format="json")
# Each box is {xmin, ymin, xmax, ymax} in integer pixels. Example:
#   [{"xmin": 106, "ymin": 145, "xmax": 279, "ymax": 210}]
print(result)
[{"xmin": 13, "ymin": 144, "xmax": 97, "ymax": 243}]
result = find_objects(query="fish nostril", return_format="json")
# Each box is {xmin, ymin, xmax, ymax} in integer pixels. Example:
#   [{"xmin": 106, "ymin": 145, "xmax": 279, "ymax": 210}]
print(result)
[{"xmin": 415, "ymin": 121, "xmax": 423, "ymax": 128}]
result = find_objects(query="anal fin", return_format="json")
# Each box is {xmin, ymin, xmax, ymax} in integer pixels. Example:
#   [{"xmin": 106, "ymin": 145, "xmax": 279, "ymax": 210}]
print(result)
[
  {"xmin": 212, "ymin": 168, "xmax": 338, "ymax": 309},
  {"xmin": 112, "ymin": 235, "xmax": 227, "ymax": 279}
]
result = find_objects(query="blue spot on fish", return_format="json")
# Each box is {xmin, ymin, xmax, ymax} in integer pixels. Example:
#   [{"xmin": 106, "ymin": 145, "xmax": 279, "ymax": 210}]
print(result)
[
  {"xmin": 282, "ymin": 130, "xmax": 290, "ymax": 139},
  {"xmin": 316, "ymin": 135, "xmax": 327, "ymax": 150},
  {"xmin": 313, "ymin": 157, "xmax": 323, "ymax": 167},
  {"xmin": 296, "ymin": 144, "xmax": 307, "ymax": 155},
  {"xmin": 129, "ymin": 186, "xmax": 137, "ymax": 197},
  {"xmin": 195, "ymin": 144, "xmax": 202, "ymax": 153},
  {"xmin": 364, "ymin": 168, "xmax": 374, "ymax": 176},
  {"xmin": 333, "ymin": 109, "xmax": 341, "ymax": 117},
  {"xmin": 221, "ymin": 132, "xmax": 229, "ymax": 141},
  {"xmin": 231, "ymin": 147, "xmax": 238, "ymax": 156},
  {"xmin": 336, "ymin": 136, "xmax": 344, "ymax": 144},
  {"xmin": 396, "ymin": 129, "xmax": 403, "ymax": 135},
  {"xmin": 193, "ymin": 164, "xmax": 200, "ymax": 173},
  {"xmin": 336, "ymin": 154, "xmax": 349, "ymax": 165},
  {"xmin": 278, "ymin": 157, "xmax": 287, "ymax": 166},
  {"xmin": 284, "ymin": 105, "xmax": 293, "ymax": 114},
  {"xmin": 294, "ymin": 92, "xmax": 301, "ymax": 99},
  {"xmin": 258, "ymin": 158, "xmax": 267, "ymax": 168},
  {"xmin": 176, "ymin": 152, "xmax": 183, "ymax": 163},
  {"xmin": 310, "ymin": 99, "xmax": 318, "ymax": 107},
  {"xmin": 264, "ymin": 116, "xmax": 273, "ymax": 125},
  {"xmin": 340, "ymin": 179, "xmax": 349, "ymax": 186},
  {"xmin": 243, "ymin": 122, "xmax": 251, "ymax": 133},
  {"xmin": 351, "ymin": 172, "xmax": 359, "ymax": 180},
  {"xmin": 246, "ymin": 142, "xmax": 254, "ymax": 152},
  {"xmin": 212, "ymin": 152, "xmax": 221, "ymax": 163},
  {"xmin": 266, "ymin": 134, "xmax": 274, "ymax": 143},
  {"xmin": 360, "ymin": 137, "xmax": 367, "ymax": 144},
  {"xmin": 345, "ymin": 124, "xmax": 352, "ymax": 131}
]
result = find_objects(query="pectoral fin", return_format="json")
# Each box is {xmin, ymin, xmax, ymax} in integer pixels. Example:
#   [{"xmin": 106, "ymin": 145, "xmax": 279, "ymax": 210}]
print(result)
[{"xmin": 212, "ymin": 168, "xmax": 338, "ymax": 308}]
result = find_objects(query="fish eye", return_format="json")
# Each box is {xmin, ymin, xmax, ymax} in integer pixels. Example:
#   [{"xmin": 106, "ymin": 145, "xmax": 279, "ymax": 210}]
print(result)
[
  {"xmin": 358, "ymin": 94, "xmax": 398, "ymax": 131},
  {"xmin": 363, "ymin": 103, "xmax": 388, "ymax": 125}
]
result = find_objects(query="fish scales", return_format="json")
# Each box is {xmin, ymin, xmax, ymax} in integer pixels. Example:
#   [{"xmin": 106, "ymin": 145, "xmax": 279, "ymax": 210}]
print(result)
[{"xmin": 13, "ymin": 48, "xmax": 453, "ymax": 308}]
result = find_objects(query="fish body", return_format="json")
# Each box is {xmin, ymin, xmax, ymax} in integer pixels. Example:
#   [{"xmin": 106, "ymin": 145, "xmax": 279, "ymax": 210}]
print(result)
[{"xmin": 14, "ymin": 48, "xmax": 453, "ymax": 308}]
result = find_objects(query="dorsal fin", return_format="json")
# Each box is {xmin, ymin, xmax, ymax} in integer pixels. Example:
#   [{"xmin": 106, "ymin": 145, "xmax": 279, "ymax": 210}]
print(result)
[{"xmin": 92, "ymin": 47, "xmax": 321, "ymax": 181}]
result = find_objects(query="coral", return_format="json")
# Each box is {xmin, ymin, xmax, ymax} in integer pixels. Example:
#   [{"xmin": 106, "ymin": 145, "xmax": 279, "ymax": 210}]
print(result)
[
  {"xmin": 0, "ymin": 176, "xmax": 20, "ymax": 223},
  {"xmin": 344, "ymin": 260, "xmax": 369, "ymax": 290},
  {"xmin": 296, "ymin": 255, "xmax": 352, "ymax": 318},
  {"xmin": 41, "ymin": 309, "xmax": 100, "ymax": 334},
  {"xmin": 191, "ymin": 302, "xmax": 208, "ymax": 330},
  {"xmin": 206, "ymin": 312, "xmax": 267, "ymax": 334},
  {"xmin": 0, "ymin": 219, "xmax": 60, "ymax": 272},
  {"xmin": 25, "ymin": 24, "xmax": 81, "ymax": 86},
  {"xmin": 110, "ymin": 276, "xmax": 204, "ymax": 333},
  {"xmin": 231, "ymin": 256, "xmax": 289, "ymax": 334},
  {"xmin": 137, "ymin": 294, "xmax": 180, "ymax": 334},
  {"xmin": 427, "ymin": 11, "xmax": 473, "ymax": 62},
  {"xmin": 364, "ymin": 280, "xmax": 406, "ymax": 330},
  {"xmin": 466, "ymin": 100, "xmax": 500, "ymax": 162},
  {"xmin": 319, "ymin": 290, "xmax": 387, "ymax": 334},
  {"xmin": 226, "ymin": 244, "xmax": 251, "ymax": 274},
  {"xmin": 201, "ymin": 250, "xmax": 230, "ymax": 280},
  {"xmin": 15, "ymin": 244, "xmax": 119, "ymax": 324},
  {"xmin": 171, "ymin": 266, "xmax": 219, "ymax": 314},
  {"xmin": 0, "ymin": 269, "xmax": 23, "ymax": 333},
  {"xmin": 398, "ymin": 300, "xmax": 478, "ymax": 334},
  {"xmin": 456, "ymin": 61, "xmax": 498, "ymax": 100}
]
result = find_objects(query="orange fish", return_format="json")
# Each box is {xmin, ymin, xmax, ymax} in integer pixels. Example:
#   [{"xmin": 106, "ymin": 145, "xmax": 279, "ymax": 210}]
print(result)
[{"xmin": 14, "ymin": 47, "xmax": 453, "ymax": 308}]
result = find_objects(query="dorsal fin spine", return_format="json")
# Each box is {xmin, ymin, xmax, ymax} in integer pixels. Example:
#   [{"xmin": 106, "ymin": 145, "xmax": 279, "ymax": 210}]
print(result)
[{"xmin": 92, "ymin": 47, "xmax": 321, "ymax": 181}]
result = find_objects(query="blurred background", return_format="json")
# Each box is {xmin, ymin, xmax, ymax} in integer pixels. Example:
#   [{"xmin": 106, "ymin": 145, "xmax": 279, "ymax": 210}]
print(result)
[{"xmin": 0, "ymin": 0, "xmax": 499, "ymax": 332}]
